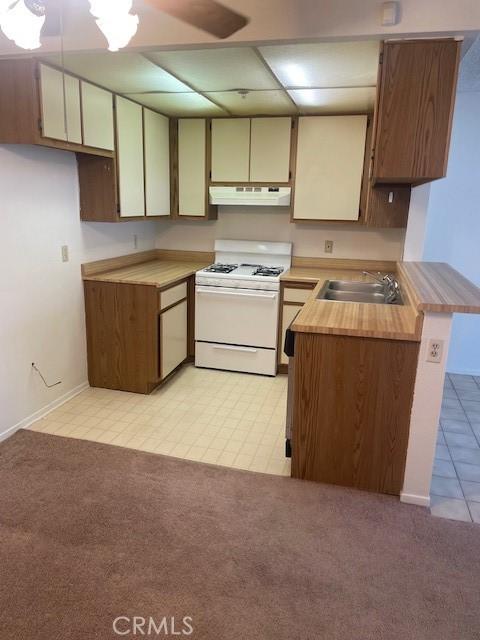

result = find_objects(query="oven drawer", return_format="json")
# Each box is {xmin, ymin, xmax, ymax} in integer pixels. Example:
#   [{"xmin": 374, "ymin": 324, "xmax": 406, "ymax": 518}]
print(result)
[
  {"xmin": 195, "ymin": 285, "xmax": 279, "ymax": 348},
  {"xmin": 195, "ymin": 342, "xmax": 277, "ymax": 376}
]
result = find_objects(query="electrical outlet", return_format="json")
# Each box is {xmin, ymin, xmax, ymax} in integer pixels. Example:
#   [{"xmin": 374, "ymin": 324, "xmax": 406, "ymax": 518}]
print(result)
[
  {"xmin": 426, "ymin": 339, "xmax": 444, "ymax": 363},
  {"xmin": 324, "ymin": 240, "xmax": 334, "ymax": 254},
  {"xmin": 61, "ymin": 245, "xmax": 69, "ymax": 262},
  {"xmin": 133, "ymin": 234, "xmax": 138, "ymax": 249}
]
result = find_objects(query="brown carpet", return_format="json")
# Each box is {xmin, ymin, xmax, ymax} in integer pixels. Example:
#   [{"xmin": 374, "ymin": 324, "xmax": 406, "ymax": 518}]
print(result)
[{"xmin": 1, "ymin": 431, "xmax": 479, "ymax": 640}]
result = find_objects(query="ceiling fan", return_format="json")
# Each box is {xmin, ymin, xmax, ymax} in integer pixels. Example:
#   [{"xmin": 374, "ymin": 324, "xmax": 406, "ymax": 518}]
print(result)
[{"xmin": 0, "ymin": 0, "xmax": 249, "ymax": 51}]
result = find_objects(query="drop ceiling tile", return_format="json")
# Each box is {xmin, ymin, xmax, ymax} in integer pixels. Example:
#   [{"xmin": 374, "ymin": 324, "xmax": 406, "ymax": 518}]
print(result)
[
  {"xmin": 146, "ymin": 47, "xmax": 279, "ymax": 91},
  {"xmin": 206, "ymin": 90, "xmax": 296, "ymax": 115},
  {"xmin": 289, "ymin": 87, "xmax": 376, "ymax": 113},
  {"xmin": 128, "ymin": 92, "xmax": 226, "ymax": 116},
  {"xmin": 259, "ymin": 41, "xmax": 380, "ymax": 89},
  {"xmin": 42, "ymin": 52, "xmax": 192, "ymax": 94}
]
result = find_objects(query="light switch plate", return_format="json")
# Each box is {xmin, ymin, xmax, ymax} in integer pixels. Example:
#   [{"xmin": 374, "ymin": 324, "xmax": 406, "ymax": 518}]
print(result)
[
  {"xmin": 426, "ymin": 339, "xmax": 444, "ymax": 363},
  {"xmin": 61, "ymin": 245, "xmax": 69, "ymax": 263}
]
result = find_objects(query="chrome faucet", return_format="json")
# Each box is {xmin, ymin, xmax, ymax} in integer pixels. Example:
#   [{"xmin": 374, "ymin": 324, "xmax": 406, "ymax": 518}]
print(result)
[{"xmin": 363, "ymin": 271, "xmax": 401, "ymax": 303}]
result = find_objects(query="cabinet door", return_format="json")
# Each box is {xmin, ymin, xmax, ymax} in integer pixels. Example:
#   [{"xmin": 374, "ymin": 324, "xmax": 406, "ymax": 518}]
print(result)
[
  {"xmin": 144, "ymin": 108, "xmax": 170, "ymax": 217},
  {"xmin": 280, "ymin": 304, "xmax": 302, "ymax": 365},
  {"xmin": 373, "ymin": 39, "xmax": 460, "ymax": 184},
  {"xmin": 161, "ymin": 300, "xmax": 188, "ymax": 379},
  {"xmin": 178, "ymin": 119, "xmax": 206, "ymax": 217},
  {"xmin": 116, "ymin": 97, "xmax": 145, "ymax": 217},
  {"xmin": 293, "ymin": 116, "xmax": 367, "ymax": 221},
  {"xmin": 81, "ymin": 81, "xmax": 114, "ymax": 150},
  {"xmin": 250, "ymin": 117, "xmax": 291, "ymax": 182},
  {"xmin": 39, "ymin": 64, "xmax": 81, "ymax": 144},
  {"xmin": 211, "ymin": 118, "xmax": 250, "ymax": 182}
]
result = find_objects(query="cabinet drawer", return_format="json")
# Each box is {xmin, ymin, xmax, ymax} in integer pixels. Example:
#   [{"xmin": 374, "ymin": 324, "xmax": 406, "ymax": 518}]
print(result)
[
  {"xmin": 283, "ymin": 287, "xmax": 314, "ymax": 303},
  {"xmin": 196, "ymin": 342, "xmax": 276, "ymax": 376},
  {"xmin": 159, "ymin": 282, "xmax": 187, "ymax": 310}
]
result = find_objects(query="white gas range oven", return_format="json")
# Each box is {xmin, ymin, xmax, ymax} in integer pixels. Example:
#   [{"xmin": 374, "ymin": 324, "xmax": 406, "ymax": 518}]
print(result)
[{"xmin": 195, "ymin": 239, "xmax": 292, "ymax": 376}]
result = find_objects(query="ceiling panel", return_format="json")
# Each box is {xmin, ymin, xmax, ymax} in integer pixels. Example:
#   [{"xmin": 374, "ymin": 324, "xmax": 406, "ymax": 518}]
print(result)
[
  {"xmin": 206, "ymin": 90, "xmax": 296, "ymax": 115},
  {"xmin": 146, "ymin": 47, "xmax": 279, "ymax": 91},
  {"xmin": 289, "ymin": 87, "xmax": 376, "ymax": 113},
  {"xmin": 128, "ymin": 92, "xmax": 226, "ymax": 116},
  {"xmin": 259, "ymin": 41, "xmax": 380, "ymax": 89},
  {"xmin": 43, "ymin": 52, "xmax": 192, "ymax": 94}
]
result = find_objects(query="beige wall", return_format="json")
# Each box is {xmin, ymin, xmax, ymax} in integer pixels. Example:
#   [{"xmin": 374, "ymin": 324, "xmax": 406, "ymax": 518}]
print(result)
[{"xmin": 156, "ymin": 207, "xmax": 405, "ymax": 260}]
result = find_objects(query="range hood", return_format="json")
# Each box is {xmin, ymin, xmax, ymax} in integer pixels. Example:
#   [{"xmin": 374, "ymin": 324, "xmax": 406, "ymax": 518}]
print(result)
[{"xmin": 209, "ymin": 186, "xmax": 291, "ymax": 207}]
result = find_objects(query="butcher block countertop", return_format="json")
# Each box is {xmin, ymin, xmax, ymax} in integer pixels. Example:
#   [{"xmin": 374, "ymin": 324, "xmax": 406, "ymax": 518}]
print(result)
[
  {"xmin": 82, "ymin": 249, "xmax": 211, "ymax": 289},
  {"xmin": 283, "ymin": 261, "xmax": 480, "ymax": 342}
]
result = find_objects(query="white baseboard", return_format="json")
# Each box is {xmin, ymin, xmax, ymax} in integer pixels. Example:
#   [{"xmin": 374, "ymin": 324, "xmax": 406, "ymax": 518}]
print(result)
[
  {"xmin": 0, "ymin": 381, "xmax": 89, "ymax": 443},
  {"xmin": 400, "ymin": 492, "xmax": 431, "ymax": 508}
]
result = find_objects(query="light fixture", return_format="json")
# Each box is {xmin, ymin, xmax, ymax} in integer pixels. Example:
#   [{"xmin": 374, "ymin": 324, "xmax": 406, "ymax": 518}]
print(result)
[
  {"xmin": 0, "ymin": 0, "xmax": 45, "ymax": 50},
  {"xmin": 283, "ymin": 63, "xmax": 309, "ymax": 88},
  {"xmin": 88, "ymin": 0, "xmax": 138, "ymax": 52}
]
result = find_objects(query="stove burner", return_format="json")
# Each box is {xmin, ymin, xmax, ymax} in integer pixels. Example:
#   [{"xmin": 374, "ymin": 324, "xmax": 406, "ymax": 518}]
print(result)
[
  {"xmin": 252, "ymin": 266, "xmax": 284, "ymax": 277},
  {"xmin": 204, "ymin": 263, "xmax": 238, "ymax": 274}
]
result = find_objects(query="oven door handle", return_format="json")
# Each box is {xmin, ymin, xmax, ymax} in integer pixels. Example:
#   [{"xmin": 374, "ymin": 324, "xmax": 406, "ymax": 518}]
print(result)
[
  {"xmin": 213, "ymin": 345, "xmax": 258, "ymax": 353},
  {"xmin": 196, "ymin": 287, "xmax": 276, "ymax": 300}
]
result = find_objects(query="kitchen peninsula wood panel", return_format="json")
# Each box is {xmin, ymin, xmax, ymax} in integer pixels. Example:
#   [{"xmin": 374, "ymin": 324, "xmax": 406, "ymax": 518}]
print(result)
[
  {"xmin": 372, "ymin": 39, "xmax": 460, "ymax": 184},
  {"xmin": 84, "ymin": 281, "xmax": 159, "ymax": 394},
  {"xmin": 291, "ymin": 332, "xmax": 419, "ymax": 494}
]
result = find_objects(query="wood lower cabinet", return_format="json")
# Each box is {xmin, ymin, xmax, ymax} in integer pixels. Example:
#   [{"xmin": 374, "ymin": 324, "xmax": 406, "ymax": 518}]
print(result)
[
  {"xmin": 278, "ymin": 283, "xmax": 316, "ymax": 368},
  {"xmin": 372, "ymin": 39, "xmax": 460, "ymax": 184},
  {"xmin": 84, "ymin": 278, "xmax": 191, "ymax": 394},
  {"xmin": 160, "ymin": 301, "xmax": 188, "ymax": 379},
  {"xmin": 291, "ymin": 332, "xmax": 419, "ymax": 495}
]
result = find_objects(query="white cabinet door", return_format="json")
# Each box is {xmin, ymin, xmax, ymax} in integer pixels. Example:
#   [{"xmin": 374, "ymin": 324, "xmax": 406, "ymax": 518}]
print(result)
[
  {"xmin": 144, "ymin": 108, "xmax": 170, "ymax": 217},
  {"xmin": 211, "ymin": 118, "xmax": 250, "ymax": 182},
  {"xmin": 161, "ymin": 300, "xmax": 188, "ymax": 379},
  {"xmin": 250, "ymin": 117, "xmax": 291, "ymax": 182},
  {"xmin": 178, "ymin": 119, "xmax": 206, "ymax": 217},
  {"xmin": 115, "ymin": 96, "xmax": 145, "ymax": 217},
  {"xmin": 293, "ymin": 115, "xmax": 367, "ymax": 221},
  {"xmin": 280, "ymin": 304, "xmax": 302, "ymax": 365},
  {"xmin": 81, "ymin": 81, "xmax": 114, "ymax": 150},
  {"xmin": 39, "ymin": 64, "xmax": 81, "ymax": 144}
]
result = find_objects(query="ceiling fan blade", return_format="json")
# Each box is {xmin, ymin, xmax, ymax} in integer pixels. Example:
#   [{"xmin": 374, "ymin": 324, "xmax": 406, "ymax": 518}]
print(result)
[{"xmin": 145, "ymin": 0, "xmax": 249, "ymax": 39}]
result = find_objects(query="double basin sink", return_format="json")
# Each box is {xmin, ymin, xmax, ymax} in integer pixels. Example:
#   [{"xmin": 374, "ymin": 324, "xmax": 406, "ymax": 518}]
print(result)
[{"xmin": 317, "ymin": 280, "xmax": 403, "ymax": 305}]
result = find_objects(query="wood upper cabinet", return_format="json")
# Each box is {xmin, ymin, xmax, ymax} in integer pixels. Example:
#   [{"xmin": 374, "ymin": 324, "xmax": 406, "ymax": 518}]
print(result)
[
  {"xmin": 211, "ymin": 118, "xmax": 250, "ymax": 182},
  {"xmin": 372, "ymin": 39, "xmax": 461, "ymax": 185},
  {"xmin": 144, "ymin": 108, "xmax": 170, "ymax": 217},
  {"xmin": 115, "ymin": 96, "xmax": 145, "ymax": 217},
  {"xmin": 250, "ymin": 117, "xmax": 292, "ymax": 183},
  {"xmin": 211, "ymin": 117, "xmax": 292, "ymax": 183},
  {"xmin": 293, "ymin": 115, "xmax": 367, "ymax": 221},
  {"xmin": 39, "ymin": 64, "xmax": 81, "ymax": 144},
  {"xmin": 81, "ymin": 81, "xmax": 115, "ymax": 151}
]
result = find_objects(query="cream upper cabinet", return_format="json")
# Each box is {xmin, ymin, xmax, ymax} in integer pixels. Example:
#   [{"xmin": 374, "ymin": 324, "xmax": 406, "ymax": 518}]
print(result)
[
  {"xmin": 81, "ymin": 81, "xmax": 114, "ymax": 150},
  {"xmin": 115, "ymin": 97, "xmax": 145, "ymax": 217},
  {"xmin": 144, "ymin": 108, "xmax": 170, "ymax": 217},
  {"xmin": 293, "ymin": 115, "xmax": 367, "ymax": 221},
  {"xmin": 178, "ymin": 119, "xmax": 206, "ymax": 217},
  {"xmin": 39, "ymin": 64, "xmax": 81, "ymax": 144},
  {"xmin": 211, "ymin": 118, "xmax": 250, "ymax": 182},
  {"xmin": 161, "ymin": 299, "xmax": 188, "ymax": 379},
  {"xmin": 250, "ymin": 117, "xmax": 291, "ymax": 182}
]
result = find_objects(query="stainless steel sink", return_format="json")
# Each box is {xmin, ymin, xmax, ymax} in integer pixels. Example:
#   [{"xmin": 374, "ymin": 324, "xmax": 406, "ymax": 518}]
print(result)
[
  {"xmin": 317, "ymin": 280, "xmax": 404, "ymax": 305},
  {"xmin": 327, "ymin": 280, "xmax": 385, "ymax": 294}
]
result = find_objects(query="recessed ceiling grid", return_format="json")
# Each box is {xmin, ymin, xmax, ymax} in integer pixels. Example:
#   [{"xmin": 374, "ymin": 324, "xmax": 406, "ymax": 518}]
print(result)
[{"xmin": 40, "ymin": 41, "xmax": 380, "ymax": 117}]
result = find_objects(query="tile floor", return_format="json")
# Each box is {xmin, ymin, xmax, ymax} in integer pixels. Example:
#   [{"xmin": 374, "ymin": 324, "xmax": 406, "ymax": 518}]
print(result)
[
  {"xmin": 431, "ymin": 373, "xmax": 480, "ymax": 523},
  {"xmin": 28, "ymin": 366, "xmax": 480, "ymax": 524},
  {"xmin": 29, "ymin": 365, "xmax": 291, "ymax": 477}
]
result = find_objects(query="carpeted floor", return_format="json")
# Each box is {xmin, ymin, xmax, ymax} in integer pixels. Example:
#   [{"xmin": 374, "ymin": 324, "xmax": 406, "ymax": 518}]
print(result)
[{"xmin": 1, "ymin": 430, "xmax": 479, "ymax": 640}]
